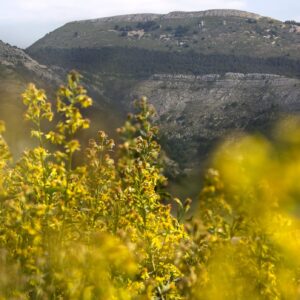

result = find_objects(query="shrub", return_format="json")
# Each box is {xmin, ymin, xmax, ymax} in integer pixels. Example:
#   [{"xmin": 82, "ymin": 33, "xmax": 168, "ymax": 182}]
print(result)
[
  {"xmin": 285, "ymin": 20, "xmax": 300, "ymax": 26},
  {"xmin": 136, "ymin": 21, "xmax": 160, "ymax": 32},
  {"xmin": 174, "ymin": 26, "xmax": 190, "ymax": 37}
]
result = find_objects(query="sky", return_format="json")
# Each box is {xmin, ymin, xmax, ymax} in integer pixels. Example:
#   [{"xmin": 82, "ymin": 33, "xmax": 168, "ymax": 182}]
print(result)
[{"xmin": 0, "ymin": 0, "xmax": 299, "ymax": 48}]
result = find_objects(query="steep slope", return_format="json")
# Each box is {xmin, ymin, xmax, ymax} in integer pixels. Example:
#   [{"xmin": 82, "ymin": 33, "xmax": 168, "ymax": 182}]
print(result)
[
  {"xmin": 0, "ymin": 40, "xmax": 62, "ymax": 153},
  {"xmin": 132, "ymin": 73, "xmax": 300, "ymax": 168},
  {"xmin": 0, "ymin": 40, "xmax": 60, "ymax": 82}
]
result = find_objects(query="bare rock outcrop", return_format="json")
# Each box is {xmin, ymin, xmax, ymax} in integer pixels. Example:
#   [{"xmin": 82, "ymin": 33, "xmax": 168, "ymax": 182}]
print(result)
[{"xmin": 132, "ymin": 73, "xmax": 300, "ymax": 167}]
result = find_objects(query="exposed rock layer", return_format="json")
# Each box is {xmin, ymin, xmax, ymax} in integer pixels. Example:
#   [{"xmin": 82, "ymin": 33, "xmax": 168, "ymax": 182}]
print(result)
[{"xmin": 132, "ymin": 73, "xmax": 300, "ymax": 167}]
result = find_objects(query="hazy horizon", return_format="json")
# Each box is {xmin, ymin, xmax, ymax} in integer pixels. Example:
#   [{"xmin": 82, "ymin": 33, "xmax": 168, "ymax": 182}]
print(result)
[{"xmin": 0, "ymin": 0, "xmax": 299, "ymax": 48}]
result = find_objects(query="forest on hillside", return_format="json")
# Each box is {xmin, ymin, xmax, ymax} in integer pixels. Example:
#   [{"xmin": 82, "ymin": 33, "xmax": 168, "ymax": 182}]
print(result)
[
  {"xmin": 29, "ymin": 47, "xmax": 300, "ymax": 79},
  {"xmin": 0, "ymin": 72, "xmax": 300, "ymax": 299}
]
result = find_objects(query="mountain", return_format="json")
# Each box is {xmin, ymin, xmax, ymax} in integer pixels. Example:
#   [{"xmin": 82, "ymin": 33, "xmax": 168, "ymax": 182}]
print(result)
[
  {"xmin": 27, "ymin": 9, "xmax": 300, "ymax": 77},
  {"xmin": 0, "ymin": 10, "xmax": 294, "ymax": 184},
  {"xmin": 25, "ymin": 10, "xmax": 300, "ymax": 173}
]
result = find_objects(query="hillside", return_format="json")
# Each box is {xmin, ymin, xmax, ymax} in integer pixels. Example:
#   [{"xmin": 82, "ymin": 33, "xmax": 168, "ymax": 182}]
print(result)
[
  {"xmin": 0, "ymin": 40, "xmax": 62, "ymax": 153},
  {"xmin": 28, "ymin": 9, "xmax": 300, "ymax": 77}
]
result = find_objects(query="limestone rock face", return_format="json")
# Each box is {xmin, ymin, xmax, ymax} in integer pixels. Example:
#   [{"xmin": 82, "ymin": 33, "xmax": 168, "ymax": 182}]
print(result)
[{"xmin": 131, "ymin": 73, "xmax": 300, "ymax": 167}]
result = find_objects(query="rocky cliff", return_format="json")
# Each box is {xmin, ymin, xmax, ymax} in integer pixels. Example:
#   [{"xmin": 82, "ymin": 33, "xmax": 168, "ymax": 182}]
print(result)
[{"xmin": 131, "ymin": 73, "xmax": 300, "ymax": 168}]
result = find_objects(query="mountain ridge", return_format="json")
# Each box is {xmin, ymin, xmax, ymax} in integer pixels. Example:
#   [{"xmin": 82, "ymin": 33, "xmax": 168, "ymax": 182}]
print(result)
[
  {"xmin": 72, "ymin": 9, "xmax": 265, "ymax": 25},
  {"xmin": 28, "ymin": 9, "xmax": 300, "ymax": 64}
]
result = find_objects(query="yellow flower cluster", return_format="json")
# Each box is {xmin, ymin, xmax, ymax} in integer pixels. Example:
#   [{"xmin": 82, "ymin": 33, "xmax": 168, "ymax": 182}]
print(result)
[
  {"xmin": 0, "ymin": 72, "xmax": 187, "ymax": 299},
  {"xmin": 0, "ymin": 71, "xmax": 300, "ymax": 299}
]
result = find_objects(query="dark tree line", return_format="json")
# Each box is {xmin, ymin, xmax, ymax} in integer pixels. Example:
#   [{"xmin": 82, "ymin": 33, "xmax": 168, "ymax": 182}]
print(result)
[{"xmin": 28, "ymin": 46, "xmax": 300, "ymax": 79}]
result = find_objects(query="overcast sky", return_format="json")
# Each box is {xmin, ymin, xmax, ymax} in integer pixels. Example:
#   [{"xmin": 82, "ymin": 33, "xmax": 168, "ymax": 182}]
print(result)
[{"xmin": 0, "ymin": 0, "xmax": 299, "ymax": 48}]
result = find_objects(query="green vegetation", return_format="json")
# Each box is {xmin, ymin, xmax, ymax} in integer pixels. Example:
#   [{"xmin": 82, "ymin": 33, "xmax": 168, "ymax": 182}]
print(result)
[
  {"xmin": 27, "ymin": 47, "xmax": 300, "ymax": 79},
  {"xmin": 1, "ymin": 72, "xmax": 300, "ymax": 299},
  {"xmin": 28, "ymin": 14, "xmax": 300, "ymax": 62},
  {"xmin": 285, "ymin": 20, "xmax": 300, "ymax": 26},
  {"xmin": 136, "ymin": 21, "xmax": 160, "ymax": 32}
]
